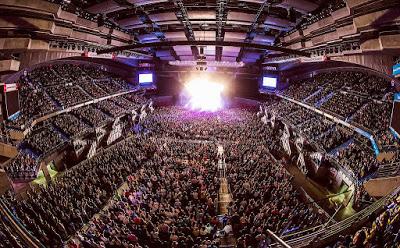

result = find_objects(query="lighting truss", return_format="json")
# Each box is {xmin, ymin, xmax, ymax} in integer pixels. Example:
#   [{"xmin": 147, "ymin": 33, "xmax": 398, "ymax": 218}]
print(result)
[
  {"xmin": 216, "ymin": 0, "xmax": 229, "ymax": 42},
  {"xmin": 169, "ymin": 60, "xmax": 245, "ymax": 68},
  {"xmin": 238, "ymin": 0, "xmax": 270, "ymax": 61},
  {"xmin": 174, "ymin": 0, "xmax": 195, "ymax": 41}
]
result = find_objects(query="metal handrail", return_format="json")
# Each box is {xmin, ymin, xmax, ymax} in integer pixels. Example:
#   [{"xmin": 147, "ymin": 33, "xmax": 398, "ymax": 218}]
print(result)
[
  {"xmin": 273, "ymin": 186, "xmax": 400, "ymax": 247},
  {"xmin": 0, "ymin": 199, "xmax": 45, "ymax": 248}
]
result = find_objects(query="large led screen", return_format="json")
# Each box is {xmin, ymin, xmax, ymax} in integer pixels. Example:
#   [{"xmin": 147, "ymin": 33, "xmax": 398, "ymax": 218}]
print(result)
[
  {"xmin": 139, "ymin": 73, "xmax": 153, "ymax": 84},
  {"xmin": 262, "ymin": 77, "xmax": 277, "ymax": 88}
]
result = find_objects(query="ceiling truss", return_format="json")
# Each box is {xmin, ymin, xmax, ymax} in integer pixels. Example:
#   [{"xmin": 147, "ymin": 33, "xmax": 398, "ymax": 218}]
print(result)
[{"xmin": 98, "ymin": 40, "xmax": 311, "ymax": 57}]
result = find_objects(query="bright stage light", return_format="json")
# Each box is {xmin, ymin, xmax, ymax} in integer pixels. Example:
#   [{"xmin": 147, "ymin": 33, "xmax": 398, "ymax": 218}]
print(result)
[{"xmin": 184, "ymin": 78, "xmax": 224, "ymax": 112}]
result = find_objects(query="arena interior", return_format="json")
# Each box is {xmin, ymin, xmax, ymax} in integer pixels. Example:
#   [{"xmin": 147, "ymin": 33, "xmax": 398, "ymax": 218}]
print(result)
[{"xmin": 0, "ymin": 0, "xmax": 400, "ymax": 247}]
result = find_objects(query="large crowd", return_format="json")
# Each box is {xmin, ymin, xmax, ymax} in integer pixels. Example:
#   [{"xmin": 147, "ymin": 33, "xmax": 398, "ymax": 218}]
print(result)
[
  {"xmin": 144, "ymin": 107, "xmax": 267, "ymax": 142},
  {"xmin": 1, "ymin": 106, "xmax": 328, "ymax": 248},
  {"xmin": 351, "ymin": 101, "xmax": 392, "ymax": 132},
  {"xmin": 72, "ymin": 105, "xmax": 112, "ymax": 128},
  {"xmin": 79, "ymin": 140, "xmax": 220, "ymax": 248},
  {"xmin": 329, "ymin": 191, "xmax": 400, "ymax": 248},
  {"xmin": 52, "ymin": 113, "xmax": 92, "ymax": 139},
  {"xmin": 321, "ymin": 92, "xmax": 365, "ymax": 118},
  {"xmin": 1, "ymin": 63, "xmax": 150, "ymax": 181},
  {"xmin": 0, "ymin": 65, "xmax": 398, "ymax": 248},
  {"xmin": 2, "ymin": 137, "xmax": 145, "ymax": 247},
  {"xmin": 225, "ymin": 142, "xmax": 325, "ymax": 244},
  {"xmin": 95, "ymin": 99, "xmax": 127, "ymax": 118},
  {"xmin": 8, "ymin": 63, "xmax": 134, "ymax": 130},
  {"xmin": 276, "ymin": 70, "xmax": 398, "ymax": 179},
  {"xmin": 13, "ymin": 78, "xmax": 57, "ymax": 128},
  {"xmin": 23, "ymin": 126, "xmax": 67, "ymax": 157},
  {"xmin": 4, "ymin": 152, "xmax": 39, "ymax": 181},
  {"xmin": 263, "ymin": 99, "xmax": 378, "ymax": 180},
  {"xmin": 0, "ymin": 215, "xmax": 25, "ymax": 248}
]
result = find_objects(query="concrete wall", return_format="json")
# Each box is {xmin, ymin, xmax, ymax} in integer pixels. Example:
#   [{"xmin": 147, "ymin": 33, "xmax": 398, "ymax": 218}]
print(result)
[
  {"xmin": 364, "ymin": 176, "xmax": 400, "ymax": 197},
  {"xmin": 330, "ymin": 53, "xmax": 395, "ymax": 75},
  {"xmin": 0, "ymin": 143, "xmax": 18, "ymax": 158}
]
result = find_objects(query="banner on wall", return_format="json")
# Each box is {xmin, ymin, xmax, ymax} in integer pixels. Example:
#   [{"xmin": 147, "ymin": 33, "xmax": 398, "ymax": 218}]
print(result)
[
  {"xmin": 271, "ymin": 114, "xmax": 276, "ymax": 128},
  {"xmin": 148, "ymin": 101, "xmax": 154, "ymax": 113},
  {"xmin": 295, "ymin": 136, "xmax": 304, "ymax": 152},
  {"xmin": 73, "ymin": 139, "xmax": 87, "ymax": 157},
  {"xmin": 300, "ymin": 56, "xmax": 328, "ymax": 63},
  {"xmin": 281, "ymin": 133, "xmax": 291, "ymax": 156},
  {"xmin": 83, "ymin": 51, "xmax": 115, "ymax": 59},
  {"xmin": 95, "ymin": 127, "xmax": 106, "ymax": 142},
  {"xmin": 297, "ymin": 152, "xmax": 308, "ymax": 174},
  {"xmin": 3, "ymin": 83, "xmax": 18, "ymax": 92},
  {"xmin": 393, "ymin": 63, "xmax": 400, "ymax": 78},
  {"xmin": 139, "ymin": 109, "xmax": 147, "ymax": 123},
  {"xmin": 257, "ymin": 105, "xmax": 264, "ymax": 117},
  {"xmin": 310, "ymin": 152, "xmax": 323, "ymax": 169},
  {"xmin": 87, "ymin": 140, "xmax": 97, "ymax": 159},
  {"xmin": 107, "ymin": 124, "xmax": 122, "ymax": 145}
]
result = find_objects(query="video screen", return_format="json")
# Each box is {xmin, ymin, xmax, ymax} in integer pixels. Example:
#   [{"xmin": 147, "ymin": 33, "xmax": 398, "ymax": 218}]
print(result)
[
  {"xmin": 262, "ymin": 77, "xmax": 277, "ymax": 88},
  {"xmin": 6, "ymin": 91, "xmax": 20, "ymax": 118},
  {"xmin": 393, "ymin": 63, "xmax": 400, "ymax": 77},
  {"xmin": 139, "ymin": 73, "xmax": 153, "ymax": 84},
  {"xmin": 390, "ymin": 94, "xmax": 400, "ymax": 136}
]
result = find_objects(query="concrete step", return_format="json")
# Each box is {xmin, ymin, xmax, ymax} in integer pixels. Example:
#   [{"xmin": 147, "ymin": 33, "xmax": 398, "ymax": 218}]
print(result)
[
  {"xmin": 218, "ymin": 180, "xmax": 232, "ymax": 215},
  {"xmin": 218, "ymin": 233, "xmax": 237, "ymax": 247},
  {"xmin": 219, "ymin": 193, "xmax": 232, "ymax": 202}
]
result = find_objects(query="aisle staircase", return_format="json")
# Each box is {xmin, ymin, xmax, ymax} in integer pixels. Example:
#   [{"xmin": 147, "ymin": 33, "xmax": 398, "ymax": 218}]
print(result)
[
  {"xmin": 303, "ymin": 88, "xmax": 322, "ymax": 102},
  {"xmin": 315, "ymin": 92, "xmax": 334, "ymax": 107},
  {"xmin": 328, "ymin": 138, "xmax": 354, "ymax": 156},
  {"xmin": 216, "ymin": 145, "xmax": 236, "ymax": 247},
  {"xmin": 218, "ymin": 178, "xmax": 232, "ymax": 215}
]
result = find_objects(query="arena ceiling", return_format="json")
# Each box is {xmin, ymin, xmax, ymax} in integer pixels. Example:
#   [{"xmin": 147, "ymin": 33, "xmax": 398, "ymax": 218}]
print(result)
[{"xmin": 62, "ymin": 0, "xmax": 331, "ymax": 62}]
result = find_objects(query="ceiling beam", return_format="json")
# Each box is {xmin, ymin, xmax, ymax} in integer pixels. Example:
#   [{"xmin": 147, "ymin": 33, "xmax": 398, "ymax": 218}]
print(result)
[
  {"xmin": 216, "ymin": 0, "xmax": 229, "ymax": 61},
  {"xmin": 174, "ymin": 0, "xmax": 195, "ymax": 41},
  {"xmin": 237, "ymin": 0, "xmax": 270, "ymax": 62},
  {"xmin": 216, "ymin": 0, "xmax": 229, "ymax": 41},
  {"xmin": 97, "ymin": 40, "xmax": 311, "ymax": 57},
  {"xmin": 172, "ymin": 0, "xmax": 198, "ymax": 59}
]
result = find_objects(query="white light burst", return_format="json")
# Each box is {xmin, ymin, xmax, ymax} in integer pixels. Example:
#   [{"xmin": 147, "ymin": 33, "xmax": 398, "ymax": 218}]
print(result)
[{"xmin": 184, "ymin": 78, "xmax": 224, "ymax": 112}]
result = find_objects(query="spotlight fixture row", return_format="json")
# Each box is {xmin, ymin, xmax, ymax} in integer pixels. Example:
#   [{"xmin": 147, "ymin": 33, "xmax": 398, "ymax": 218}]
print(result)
[{"xmin": 169, "ymin": 60, "xmax": 245, "ymax": 68}]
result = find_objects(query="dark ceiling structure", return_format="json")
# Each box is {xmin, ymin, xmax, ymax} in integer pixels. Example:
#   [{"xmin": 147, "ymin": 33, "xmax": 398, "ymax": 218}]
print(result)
[
  {"xmin": 97, "ymin": 40, "xmax": 311, "ymax": 57},
  {"xmin": 56, "ymin": 0, "xmax": 332, "ymax": 63}
]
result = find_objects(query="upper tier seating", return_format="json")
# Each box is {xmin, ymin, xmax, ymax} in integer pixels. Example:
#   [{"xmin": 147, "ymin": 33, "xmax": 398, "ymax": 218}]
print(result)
[
  {"xmin": 263, "ymin": 94, "xmax": 391, "ymax": 180},
  {"xmin": 2, "ymin": 63, "xmax": 148, "ymax": 181},
  {"xmin": 8, "ymin": 63, "xmax": 134, "ymax": 130},
  {"xmin": 282, "ymin": 71, "xmax": 394, "ymax": 134}
]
